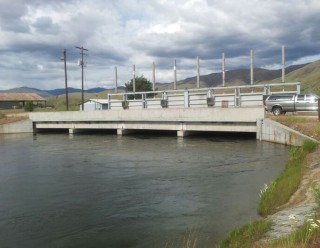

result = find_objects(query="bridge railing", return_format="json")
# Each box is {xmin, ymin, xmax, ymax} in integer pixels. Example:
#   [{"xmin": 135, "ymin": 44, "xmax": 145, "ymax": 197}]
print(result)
[{"xmin": 107, "ymin": 82, "xmax": 301, "ymax": 110}]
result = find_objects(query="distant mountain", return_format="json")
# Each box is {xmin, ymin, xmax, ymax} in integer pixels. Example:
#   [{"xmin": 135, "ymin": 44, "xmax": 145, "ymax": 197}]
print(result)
[
  {"xmin": 0, "ymin": 86, "xmax": 109, "ymax": 97},
  {"xmin": 177, "ymin": 63, "xmax": 308, "ymax": 87},
  {"xmin": 0, "ymin": 87, "xmax": 53, "ymax": 98}
]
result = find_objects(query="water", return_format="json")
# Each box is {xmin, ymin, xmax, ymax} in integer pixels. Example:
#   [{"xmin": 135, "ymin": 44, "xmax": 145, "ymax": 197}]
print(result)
[{"xmin": 0, "ymin": 133, "xmax": 288, "ymax": 248}]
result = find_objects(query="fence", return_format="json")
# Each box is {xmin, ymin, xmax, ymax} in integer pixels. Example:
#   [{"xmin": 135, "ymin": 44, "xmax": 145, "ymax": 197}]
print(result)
[{"xmin": 106, "ymin": 82, "xmax": 301, "ymax": 110}]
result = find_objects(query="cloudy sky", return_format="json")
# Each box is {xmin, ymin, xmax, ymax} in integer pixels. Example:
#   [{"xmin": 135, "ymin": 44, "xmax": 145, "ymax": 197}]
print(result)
[{"xmin": 0, "ymin": 0, "xmax": 320, "ymax": 90}]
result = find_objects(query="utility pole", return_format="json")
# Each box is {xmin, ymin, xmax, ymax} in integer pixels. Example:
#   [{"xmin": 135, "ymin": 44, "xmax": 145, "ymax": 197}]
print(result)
[
  {"xmin": 75, "ymin": 46, "xmax": 88, "ymax": 111},
  {"xmin": 61, "ymin": 49, "xmax": 69, "ymax": 110}
]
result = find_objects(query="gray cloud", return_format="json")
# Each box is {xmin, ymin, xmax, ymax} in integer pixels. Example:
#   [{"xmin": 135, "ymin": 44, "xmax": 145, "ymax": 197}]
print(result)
[{"xmin": 0, "ymin": 0, "xmax": 320, "ymax": 90}]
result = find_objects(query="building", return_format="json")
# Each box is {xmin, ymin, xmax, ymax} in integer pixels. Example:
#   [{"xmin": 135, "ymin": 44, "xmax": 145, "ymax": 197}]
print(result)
[
  {"xmin": 0, "ymin": 93, "xmax": 46, "ymax": 109},
  {"xmin": 80, "ymin": 99, "xmax": 109, "ymax": 111}
]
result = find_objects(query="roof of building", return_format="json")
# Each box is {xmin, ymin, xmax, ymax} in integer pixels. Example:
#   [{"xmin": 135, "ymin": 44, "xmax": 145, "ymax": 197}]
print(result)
[
  {"xmin": 84, "ymin": 99, "xmax": 109, "ymax": 104},
  {"xmin": 0, "ymin": 93, "xmax": 46, "ymax": 101}
]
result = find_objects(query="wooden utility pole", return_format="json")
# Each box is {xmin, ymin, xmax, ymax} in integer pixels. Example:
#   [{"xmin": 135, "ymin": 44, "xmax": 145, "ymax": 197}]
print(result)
[
  {"xmin": 75, "ymin": 46, "xmax": 88, "ymax": 111},
  {"xmin": 61, "ymin": 49, "xmax": 69, "ymax": 110}
]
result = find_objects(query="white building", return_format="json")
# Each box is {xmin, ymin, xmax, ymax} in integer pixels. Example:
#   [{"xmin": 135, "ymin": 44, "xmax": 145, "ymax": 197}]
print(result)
[{"xmin": 80, "ymin": 99, "xmax": 109, "ymax": 111}]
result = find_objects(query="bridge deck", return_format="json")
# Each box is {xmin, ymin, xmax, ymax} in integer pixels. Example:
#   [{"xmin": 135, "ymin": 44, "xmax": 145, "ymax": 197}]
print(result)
[{"xmin": 30, "ymin": 107, "xmax": 265, "ymax": 136}]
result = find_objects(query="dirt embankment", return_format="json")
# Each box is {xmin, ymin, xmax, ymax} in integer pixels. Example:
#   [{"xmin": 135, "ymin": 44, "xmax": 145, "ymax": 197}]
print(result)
[
  {"xmin": 0, "ymin": 116, "xmax": 28, "ymax": 125},
  {"xmin": 0, "ymin": 110, "xmax": 29, "ymax": 125}
]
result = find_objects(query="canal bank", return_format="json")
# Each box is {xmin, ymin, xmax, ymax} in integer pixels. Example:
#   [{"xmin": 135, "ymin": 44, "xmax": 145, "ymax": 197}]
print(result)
[{"xmin": 218, "ymin": 139, "xmax": 320, "ymax": 248}]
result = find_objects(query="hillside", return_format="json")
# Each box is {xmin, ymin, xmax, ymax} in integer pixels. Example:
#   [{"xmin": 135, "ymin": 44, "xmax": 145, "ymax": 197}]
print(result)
[
  {"xmin": 176, "ymin": 64, "xmax": 307, "ymax": 88},
  {"xmin": 283, "ymin": 60, "xmax": 320, "ymax": 95}
]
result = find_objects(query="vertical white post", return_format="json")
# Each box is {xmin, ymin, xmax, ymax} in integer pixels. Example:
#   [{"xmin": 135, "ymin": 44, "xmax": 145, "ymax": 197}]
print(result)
[
  {"xmin": 196, "ymin": 56, "xmax": 200, "ymax": 88},
  {"xmin": 222, "ymin": 52, "xmax": 226, "ymax": 87},
  {"xmin": 282, "ymin": 45, "xmax": 286, "ymax": 83},
  {"xmin": 152, "ymin": 62, "xmax": 156, "ymax": 91},
  {"xmin": 133, "ymin": 64, "xmax": 136, "ymax": 92},
  {"xmin": 184, "ymin": 89, "xmax": 189, "ymax": 108},
  {"xmin": 115, "ymin": 66, "xmax": 118, "ymax": 93},
  {"xmin": 250, "ymin": 49, "xmax": 254, "ymax": 85},
  {"xmin": 173, "ymin": 59, "xmax": 177, "ymax": 90}
]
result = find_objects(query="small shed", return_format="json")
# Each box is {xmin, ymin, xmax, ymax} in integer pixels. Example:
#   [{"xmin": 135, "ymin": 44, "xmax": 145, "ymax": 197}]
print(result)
[
  {"xmin": 0, "ymin": 93, "xmax": 46, "ymax": 109},
  {"xmin": 80, "ymin": 99, "xmax": 109, "ymax": 111}
]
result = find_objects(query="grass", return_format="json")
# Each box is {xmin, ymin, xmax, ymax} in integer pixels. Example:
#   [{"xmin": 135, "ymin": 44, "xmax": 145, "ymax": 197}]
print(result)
[
  {"xmin": 0, "ymin": 113, "xmax": 6, "ymax": 119},
  {"xmin": 218, "ymin": 219, "xmax": 272, "ymax": 248},
  {"xmin": 315, "ymin": 126, "xmax": 320, "ymax": 135},
  {"xmin": 267, "ymin": 186, "xmax": 320, "ymax": 248},
  {"xmin": 258, "ymin": 145, "xmax": 307, "ymax": 216},
  {"xmin": 218, "ymin": 140, "xmax": 319, "ymax": 248}
]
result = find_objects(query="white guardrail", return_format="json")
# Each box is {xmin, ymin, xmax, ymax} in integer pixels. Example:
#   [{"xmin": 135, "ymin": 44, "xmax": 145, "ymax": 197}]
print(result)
[{"xmin": 106, "ymin": 82, "xmax": 301, "ymax": 110}]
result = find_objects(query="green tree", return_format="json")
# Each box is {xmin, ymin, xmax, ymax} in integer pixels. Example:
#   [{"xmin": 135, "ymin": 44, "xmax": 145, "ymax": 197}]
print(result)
[
  {"xmin": 125, "ymin": 75, "xmax": 154, "ymax": 99},
  {"xmin": 24, "ymin": 101, "xmax": 34, "ymax": 112}
]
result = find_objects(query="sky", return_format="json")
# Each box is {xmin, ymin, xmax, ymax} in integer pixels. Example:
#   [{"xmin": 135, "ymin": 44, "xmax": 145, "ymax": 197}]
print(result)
[{"xmin": 0, "ymin": 0, "xmax": 320, "ymax": 90}]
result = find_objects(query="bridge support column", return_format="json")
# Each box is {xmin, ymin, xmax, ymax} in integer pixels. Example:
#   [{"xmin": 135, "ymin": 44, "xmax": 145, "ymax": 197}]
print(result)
[
  {"xmin": 117, "ymin": 128, "xmax": 134, "ymax": 135},
  {"xmin": 69, "ymin": 128, "xmax": 79, "ymax": 134},
  {"xmin": 177, "ymin": 130, "xmax": 192, "ymax": 137}
]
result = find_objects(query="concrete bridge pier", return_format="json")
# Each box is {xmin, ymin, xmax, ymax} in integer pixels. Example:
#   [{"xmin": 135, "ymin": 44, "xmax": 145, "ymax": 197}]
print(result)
[
  {"xmin": 177, "ymin": 130, "xmax": 193, "ymax": 137},
  {"xmin": 117, "ymin": 128, "xmax": 136, "ymax": 135},
  {"xmin": 69, "ymin": 128, "xmax": 82, "ymax": 134}
]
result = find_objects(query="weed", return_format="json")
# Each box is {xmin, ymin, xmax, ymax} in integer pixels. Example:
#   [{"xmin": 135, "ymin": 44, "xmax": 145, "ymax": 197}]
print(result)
[
  {"xmin": 284, "ymin": 116, "xmax": 308, "ymax": 123},
  {"xmin": 258, "ymin": 145, "xmax": 306, "ymax": 216},
  {"xmin": 217, "ymin": 219, "xmax": 271, "ymax": 248},
  {"xmin": 302, "ymin": 140, "xmax": 318, "ymax": 153}
]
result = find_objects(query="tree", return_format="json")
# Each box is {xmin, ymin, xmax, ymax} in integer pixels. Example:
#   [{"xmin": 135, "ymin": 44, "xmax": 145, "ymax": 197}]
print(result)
[
  {"xmin": 125, "ymin": 75, "xmax": 154, "ymax": 99},
  {"xmin": 24, "ymin": 101, "xmax": 34, "ymax": 112}
]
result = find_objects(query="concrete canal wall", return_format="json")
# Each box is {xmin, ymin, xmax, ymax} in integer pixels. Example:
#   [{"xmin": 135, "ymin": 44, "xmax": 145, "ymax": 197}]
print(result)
[
  {"xmin": 257, "ymin": 119, "xmax": 319, "ymax": 146},
  {"xmin": 0, "ymin": 119, "xmax": 33, "ymax": 134}
]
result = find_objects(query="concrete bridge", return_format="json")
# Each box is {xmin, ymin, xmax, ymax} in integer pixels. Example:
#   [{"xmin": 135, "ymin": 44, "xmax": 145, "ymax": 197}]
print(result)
[
  {"xmin": 30, "ymin": 107, "xmax": 264, "ymax": 137},
  {"xmin": 27, "ymin": 82, "xmax": 315, "ymax": 146}
]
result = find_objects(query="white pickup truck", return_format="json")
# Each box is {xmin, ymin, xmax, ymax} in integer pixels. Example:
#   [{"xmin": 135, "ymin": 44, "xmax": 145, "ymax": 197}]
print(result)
[{"xmin": 264, "ymin": 93, "xmax": 319, "ymax": 115}]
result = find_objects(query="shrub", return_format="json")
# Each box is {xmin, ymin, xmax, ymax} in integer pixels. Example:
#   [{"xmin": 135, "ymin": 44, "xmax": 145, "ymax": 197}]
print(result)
[
  {"xmin": 302, "ymin": 140, "xmax": 318, "ymax": 153},
  {"xmin": 24, "ymin": 102, "xmax": 34, "ymax": 112}
]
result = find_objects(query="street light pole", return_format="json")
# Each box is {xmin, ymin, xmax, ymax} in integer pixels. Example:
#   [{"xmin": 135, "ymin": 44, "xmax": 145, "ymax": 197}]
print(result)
[{"xmin": 75, "ymin": 46, "xmax": 88, "ymax": 111}]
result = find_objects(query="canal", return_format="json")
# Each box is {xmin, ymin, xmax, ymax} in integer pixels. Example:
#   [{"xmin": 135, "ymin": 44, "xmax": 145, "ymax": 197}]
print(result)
[{"xmin": 0, "ymin": 133, "xmax": 288, "ymax": 248}]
